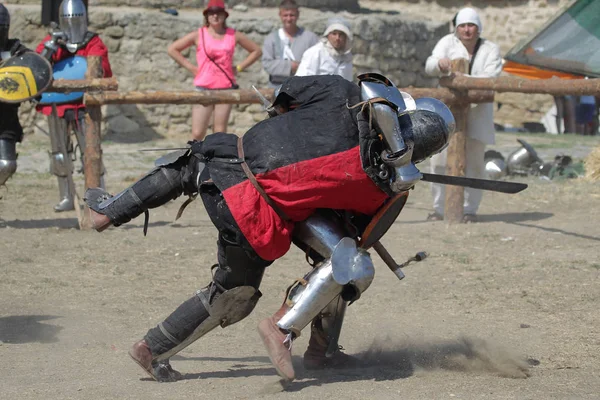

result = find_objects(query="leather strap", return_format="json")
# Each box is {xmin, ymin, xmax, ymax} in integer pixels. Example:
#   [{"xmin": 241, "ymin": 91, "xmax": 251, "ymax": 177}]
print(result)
[{"xmin": 237, "ymin": 137, "xmax": 291, "ymax": 221}]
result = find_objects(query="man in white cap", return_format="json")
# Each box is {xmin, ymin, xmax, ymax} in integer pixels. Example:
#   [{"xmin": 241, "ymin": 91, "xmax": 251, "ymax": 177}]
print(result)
[
  {"xmin": 425, "ymin": 7, "xmax": 502, "ymax": 223},
  {"xmin": 296, "ymin": 16, "xmax": 353, "ymax": 81}
]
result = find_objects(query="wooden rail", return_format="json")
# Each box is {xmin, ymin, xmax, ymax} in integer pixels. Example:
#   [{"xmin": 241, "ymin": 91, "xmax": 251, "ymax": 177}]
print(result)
[
  {"xmin": 53, "ymin": 67, "xmax": 600, "ymax": 229},
  {"xmin": 83, "ymin": 87, "xmax": 493, "ymax": 106}
]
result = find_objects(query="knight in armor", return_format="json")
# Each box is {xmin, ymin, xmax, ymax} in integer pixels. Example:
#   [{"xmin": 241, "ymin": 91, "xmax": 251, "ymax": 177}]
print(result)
[
  {"xmin": 0, "ymin": 4, "xmax": 32, "ymax": 188},
  {"xmin": 35, "ymin": 0, "xmax": 112, "ymax": 212},
  {"xmin": 83, "ymin": 74, "xmax": 454, "ymax": 382}
]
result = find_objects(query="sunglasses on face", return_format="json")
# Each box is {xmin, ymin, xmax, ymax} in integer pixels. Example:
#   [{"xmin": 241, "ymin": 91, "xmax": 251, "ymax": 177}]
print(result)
[{"xmin": 206, "ymin": 9, "xmax": 225, "ymax": 16}]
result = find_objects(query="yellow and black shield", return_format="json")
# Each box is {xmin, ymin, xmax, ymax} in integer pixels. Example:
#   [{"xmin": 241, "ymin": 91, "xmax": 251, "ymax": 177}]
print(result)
[{"xmin": 0, "ymin": 52, "xmax": 52, "ymax": 103}]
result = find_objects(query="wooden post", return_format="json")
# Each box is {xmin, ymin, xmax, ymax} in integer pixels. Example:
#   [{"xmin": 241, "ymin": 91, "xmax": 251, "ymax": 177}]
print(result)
[
  {"xmin": 444, "ymin": 59, "xmax": 469, "ymax": 224},
  {"xmin": 80, "ymin": 56, "xmax": 104, "ymax": 230}
]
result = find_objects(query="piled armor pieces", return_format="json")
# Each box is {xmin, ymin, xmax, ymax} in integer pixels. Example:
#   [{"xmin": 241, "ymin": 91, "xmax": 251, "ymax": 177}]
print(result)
[{"xmin": 484, "ymin": 139, "xmax": 581, "ymax": 180}]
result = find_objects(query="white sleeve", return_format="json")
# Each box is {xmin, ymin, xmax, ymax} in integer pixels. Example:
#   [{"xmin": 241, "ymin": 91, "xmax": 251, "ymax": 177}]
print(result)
[
  {"xmin": 296, "ymin": 45, "xmax": 320, "ymax": 77},
  {"xmin": 425, "ymin": 35, "xmax": 451, "ymax": 77},
  {"xmin": 480, "ymin": 43, "xmax": 503, "ymax": 78}
]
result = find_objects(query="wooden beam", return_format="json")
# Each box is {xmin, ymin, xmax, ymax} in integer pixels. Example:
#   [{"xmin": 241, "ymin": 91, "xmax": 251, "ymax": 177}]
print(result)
[
  {"xmin": 80, "ymin": 56, "xmax": 104, "ymax": 230},
  {"xmin": 440, "ymin": 74, "xmax": 600, "ymax": 96},
  {"xmin": 444, "ymin": 59, "xmax": 470, "ymax": 224},
  {"xmin": 48, "ymin": 77, "xmax": 118, "ymax": 92},
  {"xmin": 84, "ymin": 89, "xmax": 276, "ymax": 106},
  {"xmin": 84, "ymin": 87, "xmax": 492, "ymax": 106}
]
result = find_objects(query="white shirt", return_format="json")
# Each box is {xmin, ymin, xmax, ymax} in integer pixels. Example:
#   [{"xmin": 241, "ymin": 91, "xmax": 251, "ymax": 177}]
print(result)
[
  {"xmin": 296, "ymin": 40, "xmax": 353, "ymax": 82},
  {"xmin": 425, "ymin": 33, "xmax": 502, "ymax": 144}
]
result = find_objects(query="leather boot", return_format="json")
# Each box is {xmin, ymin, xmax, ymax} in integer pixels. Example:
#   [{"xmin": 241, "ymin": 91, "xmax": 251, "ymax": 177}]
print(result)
[
  {"xmin": 84, "ymin": 188, "xmax": 114, "ymax": 232},
  {"xmin": 303, "ymin": 319, "xmax": 361, "ymax": 370},
  {"xmin": 54, "ymin": 176, "xmax": 74, "ymax": 212},
  {"xmin": 257, "ymin": 305, "xmax": 295, "ymax": 381},
  {"xmin": 129, "ymin": 339, "xmax": 182, "ymax": 382}
]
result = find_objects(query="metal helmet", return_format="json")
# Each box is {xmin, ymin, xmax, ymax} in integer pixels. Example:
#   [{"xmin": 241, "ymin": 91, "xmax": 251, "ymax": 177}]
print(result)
[
  {"xmin": 506, "ymin": 139, "xmax": 542, "ymax": 176},
  {"xmin": 404, "ymin": 97, "xmax": 455, "ymax": 163},
  {"xmin": 414, "ymin": 97, "xmax": 456, "ymax": 137},
  {"xmin": 484, "ymin": 150, "xmax": 506, "ymax": 180},
  {"xmin": 59, "ymin": 0, "xmax": 88, "ymax": 49},
  {"xmin": 0, "ymin": 4, "xmax": 9, "ymax": 50}
]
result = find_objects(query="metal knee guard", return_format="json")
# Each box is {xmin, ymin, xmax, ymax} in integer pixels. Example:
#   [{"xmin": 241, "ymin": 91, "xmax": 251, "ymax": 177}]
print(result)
[{"xmin": 0, "ymin": 139, "xmax": 17, "ymax": 186}]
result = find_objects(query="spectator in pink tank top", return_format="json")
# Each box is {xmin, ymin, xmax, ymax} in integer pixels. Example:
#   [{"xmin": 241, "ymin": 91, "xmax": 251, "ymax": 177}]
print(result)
[{"xmin": 167, "ymin": 0, "xmax": 262, "ymax": 141}]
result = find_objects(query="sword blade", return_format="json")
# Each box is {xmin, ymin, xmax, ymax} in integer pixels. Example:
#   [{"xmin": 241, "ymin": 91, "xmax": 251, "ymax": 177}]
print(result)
[
  {"xmin": 138, "ymin": 148, "xmax": 188, "ymax": 152},
  {"xmin": 252, "ymin": 85, "xmax": 272, "ymax": 110},
  {"xmin": 421, "ymin": 173, "xmax": 528, "ymax": 194}
]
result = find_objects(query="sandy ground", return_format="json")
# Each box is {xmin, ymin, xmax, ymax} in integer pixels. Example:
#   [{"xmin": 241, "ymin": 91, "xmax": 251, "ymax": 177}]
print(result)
[{"xmin": 1, "ymin": 130, "xmax": 599, "ymax": 399}]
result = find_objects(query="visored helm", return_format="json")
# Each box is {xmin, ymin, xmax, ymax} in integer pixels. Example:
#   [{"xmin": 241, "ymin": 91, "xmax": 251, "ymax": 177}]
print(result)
[
  {"xmin": 0, "ymin": 4, "xmax": 10, "ymax": 50},
  {"xmin": 400, "ymin": 97, "xmax": 455, "ymax": 163},
  {"xmin": 59, "ymin": 0, "xmax": 88, "ymax": 50},
  {"xmin": 506, "ymin": 139, "xmax": 542, "ymax": 176}
]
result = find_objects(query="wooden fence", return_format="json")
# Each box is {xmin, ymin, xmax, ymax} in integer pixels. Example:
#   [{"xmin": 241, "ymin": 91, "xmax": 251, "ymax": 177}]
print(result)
[{"xmin": 55, "ymin": 56, "xmax": 600, "ymax": 228}]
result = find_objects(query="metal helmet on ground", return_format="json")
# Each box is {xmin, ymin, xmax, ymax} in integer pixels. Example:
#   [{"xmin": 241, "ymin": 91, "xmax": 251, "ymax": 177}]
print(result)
[
  {"xmin": 506, "ymin": 139, "xmax": 542, "ymax": 176},
  {"xmin": 484, "ymin": 149, "xmax": 506, "ymax": 180},
  {"xmin": 0, "ymin": 4, "xmax": 10, "ymax": 50},
  {"xmin": 59, "ymin": 0, "xmax": 87, "ymax": 51}
]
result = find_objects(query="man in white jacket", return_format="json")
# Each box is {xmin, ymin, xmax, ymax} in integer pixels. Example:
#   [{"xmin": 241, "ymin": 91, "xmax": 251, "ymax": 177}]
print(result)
[
  {"xmin": 296, "ymin": 17, "xmax": 353, "ymax": 81},
  {"xmin": 425, "ymin": 7, "xmax": 502, "ymax": 223}
]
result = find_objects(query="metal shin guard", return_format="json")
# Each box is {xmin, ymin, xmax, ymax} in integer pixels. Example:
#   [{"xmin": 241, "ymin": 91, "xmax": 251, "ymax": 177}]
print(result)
[
  {"xmin": 0, "ymin": 139, "xmax": 17, "ymax": 186},
  {"xmin": 154, "ymin": 285, "xmax": 261, "ymax": 362},
  {"xmin": 277, "ymin": 237, "xmax": 374, "ymax": 339},
  {"xmin": 48, "ymin": 110, "xmax": 76, "ymax": 211}
]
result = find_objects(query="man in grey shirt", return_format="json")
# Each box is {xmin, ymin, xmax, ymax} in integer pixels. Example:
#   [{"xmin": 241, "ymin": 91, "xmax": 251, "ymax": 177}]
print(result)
[{"xmin": 262, "ymin": 0, "xmax": 319, "ymax": 87}]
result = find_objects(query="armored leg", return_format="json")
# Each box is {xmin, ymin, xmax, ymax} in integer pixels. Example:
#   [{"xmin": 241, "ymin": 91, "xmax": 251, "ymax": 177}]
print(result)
[
  {"xmin": 303, "ymin": 297, "xmax": 361, "ymax": 370},
  {"xmin": 129, "ymin": 186, "xmax": 271, "ymax": 382},
  {"xmin": 48, "ymin": 113, "xmax": 75, "ymax": 212},
  {"xmin": 0, "ymin": 139, "xmax": 17, "ymax": 186},
  {"xmin": 84, "ymin": 148, "xmax": 205, "ymax": 231},
  {"xmin": 259, "ymin": 236, "xmax": 374, "ymax": 381}
]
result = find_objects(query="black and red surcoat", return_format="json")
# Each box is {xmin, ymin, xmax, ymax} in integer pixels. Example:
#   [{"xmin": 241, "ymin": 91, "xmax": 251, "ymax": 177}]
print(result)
[{"xmin": 199, "ymin": 75, "xmax": 392, "ymax": 261}]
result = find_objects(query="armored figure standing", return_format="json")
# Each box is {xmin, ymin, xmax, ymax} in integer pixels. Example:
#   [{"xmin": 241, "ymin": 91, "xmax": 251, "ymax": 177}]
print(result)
[
  {"xmin": 35, "ymin": 0, "xmax": 112, "ymax": 211},
  {"xmin": 0, "ymin": 4, "xmax": 31, "ymax": 188},
  {"xmin": 84, "ymin": 74, "xmax": 454, "ymax": 382}
]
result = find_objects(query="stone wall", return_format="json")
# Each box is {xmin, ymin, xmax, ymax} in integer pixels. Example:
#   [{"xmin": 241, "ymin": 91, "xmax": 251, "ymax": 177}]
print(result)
[
  {"xmin": 6, "ymin": 0, "xmax": 573, "ymax": 139},
  {"xmin": 7, "ymin": 4, "xmax": 445, "ymax": 140},
  {"xmin": 8, "ymin": 0, "xmax": 362, "ymax": 12}
]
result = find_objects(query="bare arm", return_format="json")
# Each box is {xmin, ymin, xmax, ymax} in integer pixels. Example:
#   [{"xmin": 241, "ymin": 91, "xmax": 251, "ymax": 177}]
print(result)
[
  {"xmin": 235, "ymin": 31, "xmax": 262, "ymax": 71},
  {"xmin": 167, "ymin": 31, "xmax": 198, "ymax": 76}
]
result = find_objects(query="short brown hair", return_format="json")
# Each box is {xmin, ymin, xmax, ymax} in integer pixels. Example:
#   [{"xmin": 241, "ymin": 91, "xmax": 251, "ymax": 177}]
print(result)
[{"xmin": 279, "ymin": 0, "xmax": 298, "ymax": 10}]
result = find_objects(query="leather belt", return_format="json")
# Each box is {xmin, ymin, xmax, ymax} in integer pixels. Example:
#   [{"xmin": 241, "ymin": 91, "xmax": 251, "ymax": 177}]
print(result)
[{"xmin": 237, "ymin": 137, "xmax": 291, "ymax": 221}]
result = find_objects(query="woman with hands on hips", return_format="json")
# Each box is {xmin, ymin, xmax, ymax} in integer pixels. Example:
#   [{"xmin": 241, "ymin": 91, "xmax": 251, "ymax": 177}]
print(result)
[{"xmin": 168, "ymin": 0, "xmax": 262, "ymax": 141}]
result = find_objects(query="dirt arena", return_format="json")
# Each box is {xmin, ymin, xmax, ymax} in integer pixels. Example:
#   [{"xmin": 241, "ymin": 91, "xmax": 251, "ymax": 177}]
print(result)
[{"xmin": 1, "ymin": 130, "xmax": 599, "ymax": 399}]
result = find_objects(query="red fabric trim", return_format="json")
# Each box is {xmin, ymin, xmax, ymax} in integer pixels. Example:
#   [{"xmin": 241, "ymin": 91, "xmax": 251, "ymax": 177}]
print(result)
[{"xmin": 222, "ymin": 146, "xmax": 389, "ymax": 260}]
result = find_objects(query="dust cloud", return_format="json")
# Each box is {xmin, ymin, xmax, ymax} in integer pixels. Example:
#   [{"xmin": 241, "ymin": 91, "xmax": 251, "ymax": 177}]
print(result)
[{"xmin": 356, "ymin": 335, "xmax": 531, "ymax": 379}]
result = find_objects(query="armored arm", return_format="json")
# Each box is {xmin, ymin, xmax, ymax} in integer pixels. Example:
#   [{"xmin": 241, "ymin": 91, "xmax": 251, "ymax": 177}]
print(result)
[{"xmin": 40, "ymin": 30, "xmax": 67, "ymax": 61}]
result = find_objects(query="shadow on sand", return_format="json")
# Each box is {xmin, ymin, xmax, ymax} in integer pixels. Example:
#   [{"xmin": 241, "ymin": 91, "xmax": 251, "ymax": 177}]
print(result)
[
  {"xmin": 150, "ymin": 336, "xmax": 532, "ymax": 391},
  {"xmin": 0, "ymin": 315, "xmax": 62, "ymax": 344}
]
